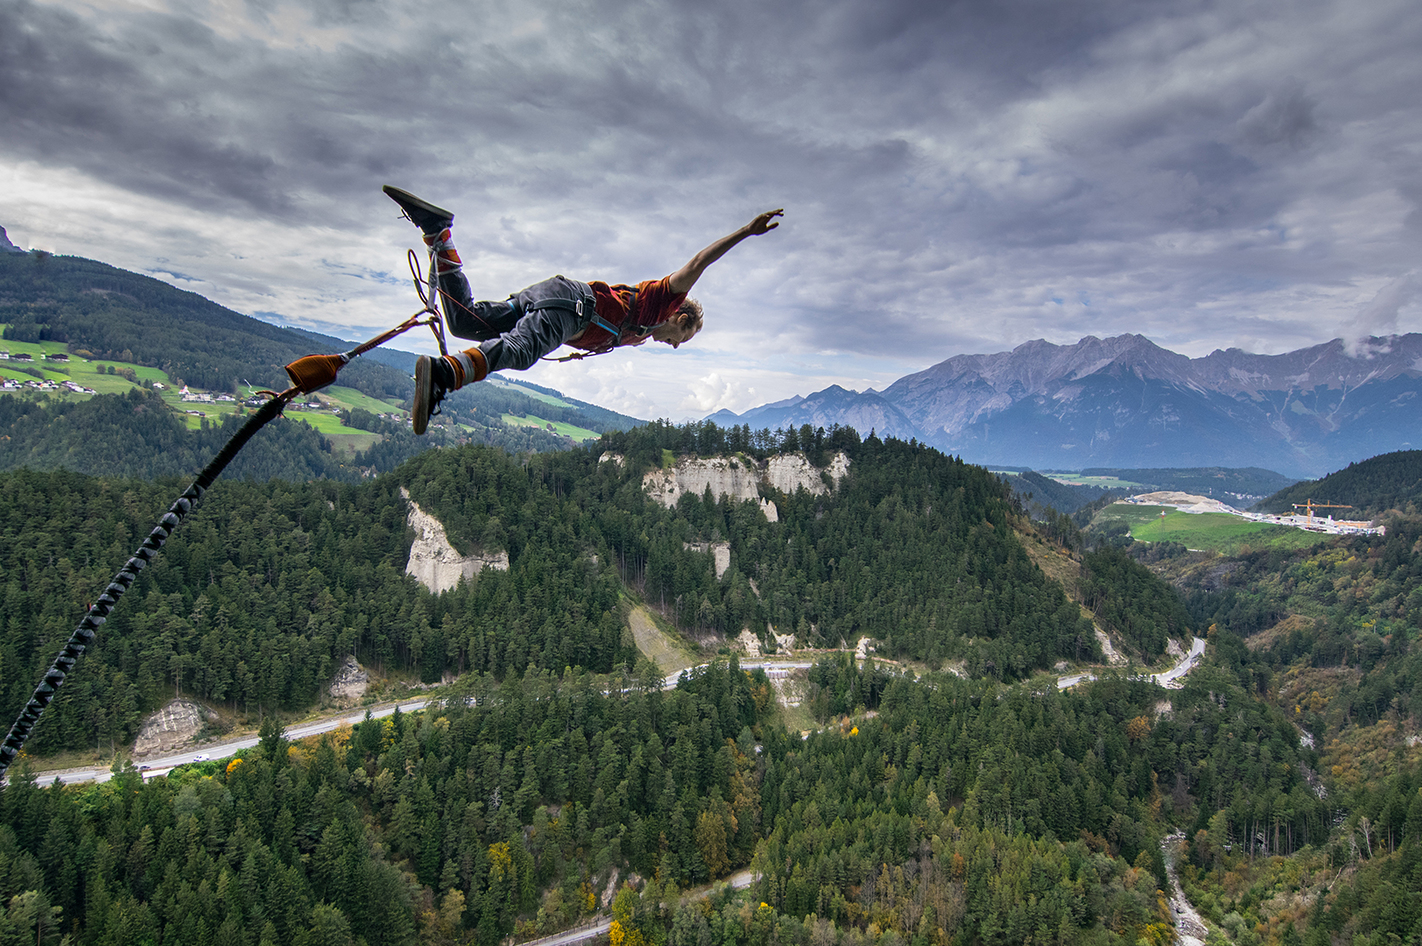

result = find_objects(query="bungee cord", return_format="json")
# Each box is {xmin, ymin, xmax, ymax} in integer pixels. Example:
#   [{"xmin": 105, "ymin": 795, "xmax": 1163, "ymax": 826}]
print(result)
[
  {"xmin": 0, "ymin": 394, "xmax": 288, "ymax": 783},
  {"xmin": 0, "ymin": 269, "xmax": 449, "ymax": 785}
]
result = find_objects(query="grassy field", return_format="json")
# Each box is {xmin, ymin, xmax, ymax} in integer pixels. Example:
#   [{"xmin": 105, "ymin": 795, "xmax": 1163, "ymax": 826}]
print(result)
[
  {"xmin": 324, "ymin": 384, "xmax": 406, "ymax": 415},
  {"xmin": 2, "ymin": 328, "xmax": 399, "ymax": 436},
  {"xmin": 1046, "ymin": 472, "xmax": 1145, "ymax": 489},
  {"xmin": 487, "ymin": 378, "xmax": 574, "ymax": 409},
  {"xmin": 500, "ymin": 412, "xmax": 600, "ymax": 442},
  {"xmin": 625, "ymin": 603, "xmax": 700, "ymax": 678},
  {"xmin": 1096, "ymin": 503, "xmax": 1335, "ymax": 553}
]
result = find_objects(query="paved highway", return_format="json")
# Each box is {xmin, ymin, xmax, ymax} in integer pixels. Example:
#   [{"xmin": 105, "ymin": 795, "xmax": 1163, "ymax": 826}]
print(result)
[
  {"xmin": 33, "ymin": 636, "xmax": 1207, "ymax": 786},
  {"xmin": 1057, "ymin": 636, "xmax": 1207, "ymax": 690},
  {"xmin": 31, "ymin": 698, "xmax": 434, "ymax": 786}
]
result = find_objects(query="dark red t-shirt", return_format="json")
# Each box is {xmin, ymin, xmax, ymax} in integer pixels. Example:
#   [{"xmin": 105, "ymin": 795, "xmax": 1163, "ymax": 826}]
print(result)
[{"xmin": 577, "ymin": 276, "xmax": 687, "ymax": 351}]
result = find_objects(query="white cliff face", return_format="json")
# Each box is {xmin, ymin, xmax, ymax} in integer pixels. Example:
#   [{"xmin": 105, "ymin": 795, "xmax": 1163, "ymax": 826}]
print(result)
[
  {"xmin": 645, "ymin": 456, "xmax": 762, "ymax": 505},
  {"xmin": 403, "ymin": 488, "xmax": 509, "ymax": 594},
  {"xmin": 133, "ymin": 699, "xmax": 217, "ymax": 759},
  {"xmin": 765, "ymin": 453, "xmax": 849, "ymax": 495},
  {"xmin": 684, "ymin": 541, "xmax": 732, "ymax": 578},
  {"xmin": 643, "ymin": 452, "xmax": 849, "ymax": 522}
]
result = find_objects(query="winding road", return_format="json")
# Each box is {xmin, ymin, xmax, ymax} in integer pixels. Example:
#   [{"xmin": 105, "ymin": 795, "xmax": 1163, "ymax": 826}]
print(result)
[
  {"xmin": 28, "ymin": 698, "xmax": 434, "ymax": 787},
  {"xmin": 30, "ymin": 637, "xmax": 1206, "ymax": 787},
  {"xmin": 1057, "ymin": 636, "xmax": 1206, "ymax": 690}
]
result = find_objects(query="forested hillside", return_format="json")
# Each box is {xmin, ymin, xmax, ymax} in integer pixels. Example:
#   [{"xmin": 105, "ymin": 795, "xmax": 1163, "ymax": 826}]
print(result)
[
  {"xmin": 1002, "ymin": 470, "xmax": 1120, "ymax": 516},
  {"xmin": 0, "ymin": 663, "xmax": 771, "ymax": 946},
  {"xmin": 1, "ymin": 422, "xmax": 1201, "ymax": 755},
  {"xmin": 0, "ymin": 250, "xmax": 407, "ymax": 399},
  {"xmin": 1076, "ymin": 480, "xmax": 1422, "ymax": 943},
  {"xmin": 0, "ymin": 636, "xmax": 1350, "ymax": 946},
  {"xmin": 1080, "ymin": 467, "xmax": 1297, "ymax": 503},
  {"xmin": 1256, "ymin": 449, "xmax": 1422, "ymax": 518},
  {"xmin": 593, "ymin": 422, "xmax": 1108, "ymax": 670},
  {"xmin": 0, "ymin": 389, "xmax": 575, "ymax": 482},
  {"xmin": 14, "ymin": 421, "xmax": 1396, "ymax": 945}
]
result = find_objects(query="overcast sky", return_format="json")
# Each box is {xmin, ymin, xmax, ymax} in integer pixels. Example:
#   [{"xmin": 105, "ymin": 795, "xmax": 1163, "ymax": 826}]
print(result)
[{"xmin": 3, "ymin": 0, "xmax": 1419, "ymax": 420}]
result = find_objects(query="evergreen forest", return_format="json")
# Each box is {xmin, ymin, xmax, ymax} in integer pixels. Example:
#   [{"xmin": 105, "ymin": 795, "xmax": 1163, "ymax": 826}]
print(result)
[
  {"xmin": 0, "ymin": 419, "xmax": 1420, "ymax": 944},
  {"xmin": 1255, "ymin": 449, "xmax": 1422, "ymax": 519}
]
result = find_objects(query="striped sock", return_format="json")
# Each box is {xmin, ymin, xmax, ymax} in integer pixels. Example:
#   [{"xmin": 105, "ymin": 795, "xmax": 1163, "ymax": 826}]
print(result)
[
  {"xmin": 442, "ymin": 348, "xmax": 487, "ymax": 389},
  {"xmin": 423, "ymin": 227, "xmax": 462, "ymax": 276}
]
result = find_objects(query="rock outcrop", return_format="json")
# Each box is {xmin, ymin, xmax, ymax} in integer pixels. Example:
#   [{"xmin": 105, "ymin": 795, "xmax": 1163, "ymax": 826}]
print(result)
[
  {"xmin": 133, "ymin": 699, "xmax": 217, "ymax": 758},
  {"xmin": 644, "ymin": 452, "xmax": 850, "ymax": 522},
  {"xmin": 734, "ymin": 627, "xmax": 795, "ymax": 656},
  {"xmin": 328, "ymin": 655, "xmax": 369, "ymax": 701},
  {"xmin": 403, "ymin": 488, "xmax": 509, "ymax": 594},
  {"xmin": 764, "ymin": 452, "xmax": 849, "ymax": 496},
  {"xmin": 645, "ymin": 456, "xmax": 761, "ymax": 505},
  {"xmin": 0, "ymin": 227, "xmax": 25, "ymax": 254},
  {"xmin": 684, "ymin": 541, "xmax": 731, "ymax": 579},
  {"xmin": 735, "ymin": 629, "xmax": 763, "ymax": 656}
]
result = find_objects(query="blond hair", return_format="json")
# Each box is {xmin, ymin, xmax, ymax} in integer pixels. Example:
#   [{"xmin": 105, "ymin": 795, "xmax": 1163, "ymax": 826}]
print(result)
[{"xmin": 676, "ymin": 297, "xmax": 704, "ymax": 333}]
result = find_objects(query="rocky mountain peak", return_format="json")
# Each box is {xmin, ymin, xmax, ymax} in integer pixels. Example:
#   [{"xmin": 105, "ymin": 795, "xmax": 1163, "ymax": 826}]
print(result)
[{"xmin": 712, "ymin": 332, "xmax": 1422, "ymax": 476}]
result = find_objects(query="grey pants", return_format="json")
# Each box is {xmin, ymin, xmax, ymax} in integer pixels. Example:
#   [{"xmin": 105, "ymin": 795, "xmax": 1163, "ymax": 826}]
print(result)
[{"xmin": 439, "ymin": 272, "xmax": 595, "ymax": 372}]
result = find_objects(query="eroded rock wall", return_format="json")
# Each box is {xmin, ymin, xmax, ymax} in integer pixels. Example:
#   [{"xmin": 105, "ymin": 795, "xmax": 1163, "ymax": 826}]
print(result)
[
  {"xmin": 403, "ymin": 488, "xmax": 509, "ymax": 594},
  {"xmin": 644, "ymin": 456, "xmax": 762, "ymax": 506},
  {"xmin": 764, "ymin": 453, "xmax": 849, "ymax": 495},
  {"xmin": 643, "ymin": 452, "xmax": 849, "ymax": 522},
  {"xmin": 133, "ymin": 699, "xmax": 216, "ymax": 759},
  {"xmin": 328, "ymin": 655, "xmax": 369, "ymax": 701}
]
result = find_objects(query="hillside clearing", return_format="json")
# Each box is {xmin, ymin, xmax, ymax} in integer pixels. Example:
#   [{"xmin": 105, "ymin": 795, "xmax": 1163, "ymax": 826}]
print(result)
[{"xmin": 626, "ymin": 604, "xmax": 700, "ymax": 678}]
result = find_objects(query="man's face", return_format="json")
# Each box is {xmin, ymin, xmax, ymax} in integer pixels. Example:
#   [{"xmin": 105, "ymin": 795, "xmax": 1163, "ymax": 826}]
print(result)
[{"xmin": 654, "ymin": 320, "xmax": 699, "ymax": 349}]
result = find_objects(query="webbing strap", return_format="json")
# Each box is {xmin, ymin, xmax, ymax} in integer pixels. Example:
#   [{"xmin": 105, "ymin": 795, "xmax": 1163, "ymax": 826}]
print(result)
[
  {"xmin": 519, "ymin": 287, "xmax": 641, "ymax": 356},
  {"xmin": 516, "ymin": 296, "xmax": 621, "ymax": 337}
]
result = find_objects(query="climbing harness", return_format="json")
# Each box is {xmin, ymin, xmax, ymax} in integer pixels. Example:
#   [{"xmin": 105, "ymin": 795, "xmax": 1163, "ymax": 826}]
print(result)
[
  {"xmin": 0, "ymin": 252, "xmax": 451, "ymax": 786},
  {"xmin": 542, "ymin": 285, "xmax": 642, "ymax": 363}
]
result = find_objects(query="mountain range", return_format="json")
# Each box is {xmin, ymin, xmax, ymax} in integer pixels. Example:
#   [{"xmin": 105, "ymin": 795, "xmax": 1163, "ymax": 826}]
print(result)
[{"xmin": 708, "ymin": 333, "xmax": 1422, "ymax": 476}]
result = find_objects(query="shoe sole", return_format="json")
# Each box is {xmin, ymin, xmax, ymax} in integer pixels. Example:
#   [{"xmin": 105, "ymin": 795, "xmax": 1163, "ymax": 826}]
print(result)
[
  {"xmin": 413, "ymin": 356, "xmax": 434, "ymax": 435},
  {"xmin": 382, "ymin": 185, "xmax": 454, "ymax": 232}
]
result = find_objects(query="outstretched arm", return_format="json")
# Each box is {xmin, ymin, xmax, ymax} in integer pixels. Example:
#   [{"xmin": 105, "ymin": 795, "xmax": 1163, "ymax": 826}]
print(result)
[{"xmin": 668, "ymin": 209, "xmax": 783, "ymax": 295}]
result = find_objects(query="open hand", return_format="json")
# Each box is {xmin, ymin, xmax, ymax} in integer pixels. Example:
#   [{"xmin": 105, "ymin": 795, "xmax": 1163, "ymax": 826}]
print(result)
[{"xmin": 747, "ymin": 209, "xmax": 784, "ymax": 235}]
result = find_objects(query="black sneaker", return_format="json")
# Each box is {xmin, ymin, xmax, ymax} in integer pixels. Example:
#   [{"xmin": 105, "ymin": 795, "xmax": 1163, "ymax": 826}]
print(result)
[
  {"xmin": 383, "ymin": 185, "xmax": 454, "ymax": 235},
  {"xmin": 412, "ymin": 355, "xmax": 447, "ymax": 435}
]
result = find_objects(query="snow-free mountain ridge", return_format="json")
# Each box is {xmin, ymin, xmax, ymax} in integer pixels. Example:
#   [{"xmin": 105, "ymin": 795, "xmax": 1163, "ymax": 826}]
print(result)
[{"xmin": 708, "ymin": 334, "xmax": 1422, "ymax": 477}]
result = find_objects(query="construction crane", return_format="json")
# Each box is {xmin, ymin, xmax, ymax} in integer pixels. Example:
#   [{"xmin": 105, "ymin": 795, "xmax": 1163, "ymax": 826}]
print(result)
[{"xmin": 1291, "ymin": 499, "xmax": 1352, "ymax": 525}]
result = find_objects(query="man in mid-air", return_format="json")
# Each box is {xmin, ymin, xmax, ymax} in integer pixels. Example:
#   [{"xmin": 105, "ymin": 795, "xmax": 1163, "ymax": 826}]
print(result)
[{"xmin": 384, "ymin": 186, "xmax": 784, "ymax": 434}]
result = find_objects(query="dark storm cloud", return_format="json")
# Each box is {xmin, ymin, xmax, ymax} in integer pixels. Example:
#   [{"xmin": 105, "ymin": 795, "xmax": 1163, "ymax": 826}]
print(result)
[
  {"xmin": 2, "ymin": 0, "xmax": 1420, "ymax": 398},
  {"xmin": 0, "ymin": 2, "xmax": 290, "ymax": 214}
]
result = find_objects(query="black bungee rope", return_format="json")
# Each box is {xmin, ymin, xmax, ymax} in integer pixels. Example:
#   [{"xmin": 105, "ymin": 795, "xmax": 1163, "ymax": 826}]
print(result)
[
  {"xmin": 0, "ymin": 243, "xmax": 449, "ymax": 786},
  {"xmin": 0, "ymin": 394, "xmax": 289, "ymax": 783}
]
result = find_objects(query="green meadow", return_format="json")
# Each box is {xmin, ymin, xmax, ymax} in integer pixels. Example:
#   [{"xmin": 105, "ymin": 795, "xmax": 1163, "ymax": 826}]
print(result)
[
  {"xmin": 2, "ymin": 329, "xmax": 401, "ymax": 437},
  {"xmin": 1044, "ymin": 472, "xmax": 1146, "ymax": 489},
  {"xmin": 1095, "ymin": 502, "xmax": 1335, "ymax": 553},
  {"xmin": 500, "ymin": 412, "xmax": 600, "ymax": 442}
]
